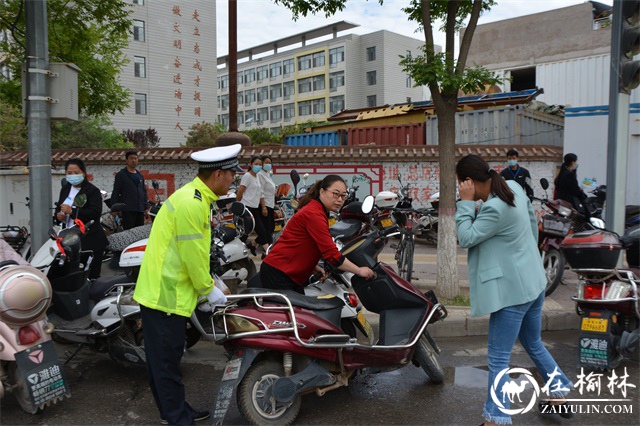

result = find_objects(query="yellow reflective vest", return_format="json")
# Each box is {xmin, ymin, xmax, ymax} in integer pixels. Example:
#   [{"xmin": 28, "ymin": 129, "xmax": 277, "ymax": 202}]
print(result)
[{"xmin": 134, "ymin": 177, "xmax": 217, "ymax": 317}]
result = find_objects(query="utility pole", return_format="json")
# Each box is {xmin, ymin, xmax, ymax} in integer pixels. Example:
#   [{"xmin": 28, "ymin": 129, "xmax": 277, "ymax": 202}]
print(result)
[
  {"xmin": 25, "ymin": 0, "xmax": 53, "ymax": 252},
  {"xmin": 606, "ymin": 0, "xmax": 639, "ymax": 246}
]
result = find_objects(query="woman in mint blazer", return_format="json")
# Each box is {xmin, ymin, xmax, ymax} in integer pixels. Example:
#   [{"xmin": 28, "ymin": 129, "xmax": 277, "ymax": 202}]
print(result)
[{"xmin": 455, "ymin": 155, "xmax": 573, "ymax": 426}]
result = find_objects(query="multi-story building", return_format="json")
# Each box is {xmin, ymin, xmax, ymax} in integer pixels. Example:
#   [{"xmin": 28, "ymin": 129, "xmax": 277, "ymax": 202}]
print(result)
[
  {"xmin": 109, "ymin": 0, "xmax": 217, "ymax": 147},
  {"xmin": 216, "ymin": 22, "xmax": 428, "ymax": 132}
]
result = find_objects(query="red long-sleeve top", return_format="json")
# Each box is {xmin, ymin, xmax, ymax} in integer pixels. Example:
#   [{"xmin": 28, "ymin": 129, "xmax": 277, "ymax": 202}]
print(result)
[{"xmin": 263, "ymin": 199, "xmax": 345, "ymax": 285}]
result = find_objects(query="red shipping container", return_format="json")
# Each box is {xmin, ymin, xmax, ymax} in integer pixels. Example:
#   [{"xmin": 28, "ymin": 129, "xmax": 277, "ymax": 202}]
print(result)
[{"xmin": 347, "ymin": 122, "xmax": 425, "ymax": 146}]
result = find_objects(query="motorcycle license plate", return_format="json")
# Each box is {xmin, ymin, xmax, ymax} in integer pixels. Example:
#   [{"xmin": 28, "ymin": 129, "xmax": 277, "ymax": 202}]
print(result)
[
  {"xmin": 380, "ymin": 218, "xmax": 393, "ymax": 228},
  {"xmin": 224, "ymin": 223, "xmax": 236, "ymax": 229},
  {"xmin": 14, "ymin": 340, "xmax": 70, "ymax": 406},
  {"xmin": 328, "ymin": 218, "xmax": 337, "ymax": 227},
  {"xmin": 357, "ymin": 311, "xmax": 375, "ymax": 344},
  {"xmin": 581, "ymin": 317, "xmax": 608, "ymax": 333},
  {"xmin": 274, "ymin": 225, "xmax": 282, "ymax": 232}
]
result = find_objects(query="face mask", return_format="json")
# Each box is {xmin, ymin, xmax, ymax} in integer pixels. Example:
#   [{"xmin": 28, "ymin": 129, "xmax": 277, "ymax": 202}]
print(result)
[
  {"xmin": 66, "ymin": 174, "xmax": 85, "ymax": 186},
  {"xmin": 252, "ymin": 165, "xmax": 262, "ymax": 174},
  {"xmin": 574, "ymin": 164, "xmax": 579, "ymax": 171},
  {"xmin": 508, "ymin": 160, "xmax": 518, "ymax": 167},
  {"xmin": 263, "ymin": 164, "xmax": 272, "ymax": 172}
]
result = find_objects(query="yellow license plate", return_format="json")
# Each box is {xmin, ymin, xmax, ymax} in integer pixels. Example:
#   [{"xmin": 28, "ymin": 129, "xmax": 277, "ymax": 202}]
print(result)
[
  {"xmin": 380, "ymin": 218, "xmax": 393, "ymax": 228},
  {"xmin": 357, "ymin": 311, "xmax": 375, "ymax": 344},
  {"xmin": 224, "ymin": 223, "xmax": 236, "ymax": 229},
  {"xmin": 328, "ymin": 218, "xmax": 337, "ymax": 227},
  {"xmin": 274, "ymin": 225, "xmax": 282, "ymax": 232},
  {"xmin": 581, "ymin": 317, "xmax": 608, "ymax": 332}
]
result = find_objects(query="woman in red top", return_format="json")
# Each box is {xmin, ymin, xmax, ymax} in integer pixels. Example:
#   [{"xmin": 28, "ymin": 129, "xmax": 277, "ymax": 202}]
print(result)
[{"xmin": 260, "ymin": 175, "xmax": 375, "ymax": 293}]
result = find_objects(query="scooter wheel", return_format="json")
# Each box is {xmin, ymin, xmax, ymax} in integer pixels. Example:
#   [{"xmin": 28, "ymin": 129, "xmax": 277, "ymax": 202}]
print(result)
[
  {"xmin": 542, "ymin": 248, "xmax": 565, "ymax": 297},
  {"xmin": 237, "ymin": 359, "xmax": 301, "ymax": 425},
  {"xmin": 414, "ymin": 333, "xmax": 445, "ymax": 383}
]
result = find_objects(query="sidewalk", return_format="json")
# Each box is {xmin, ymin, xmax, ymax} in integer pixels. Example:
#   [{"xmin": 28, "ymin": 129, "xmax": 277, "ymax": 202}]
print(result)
[{"xmin": 251, "ymin": 242, "xmax": 581, "ymax": 338}]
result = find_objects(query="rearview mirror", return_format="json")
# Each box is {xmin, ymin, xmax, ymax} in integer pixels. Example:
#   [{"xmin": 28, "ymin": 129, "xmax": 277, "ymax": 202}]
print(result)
[
  {"xmin": 540, "ymin": 178, "xmax": 549, "ymax": 191},
  {"xmin": 152, "ymin": 180, "xmax": 160, "ymax": 190},
  {"xmin": 73, "ymin": 194, "xmax": 87, "ymax": 208},
  {"xmin": 362, "ymin": 195, "xmax": 375, "ymax": 215},
  {"xmin": 110, "ymin": 203, "xmax": 127, "ymax": 213},
  {"xmin": 290, "ymin": 170, "xmax": 300, "ymax": 186},
  {"xmin": 230, "ymin": 201, "xmax": 245, "ymax": 216}
]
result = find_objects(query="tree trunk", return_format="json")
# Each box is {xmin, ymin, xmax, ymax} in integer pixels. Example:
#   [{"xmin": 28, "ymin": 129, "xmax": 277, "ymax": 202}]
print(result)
[{"xmin": 436, "ymin": 100, "xmax": 459, "ymax": 300}]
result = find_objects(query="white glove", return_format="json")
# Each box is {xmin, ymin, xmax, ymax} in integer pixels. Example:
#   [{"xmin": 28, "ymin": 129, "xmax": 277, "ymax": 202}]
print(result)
[{"xmin": 207, "ymin": 285, "xmax": 227, "ymax": 305}]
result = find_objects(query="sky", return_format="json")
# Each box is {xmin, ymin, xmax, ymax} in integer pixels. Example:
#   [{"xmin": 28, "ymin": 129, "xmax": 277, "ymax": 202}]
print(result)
[{"xmin": 216, "ymin": 0, "xmax": 614, "ymax": 59}]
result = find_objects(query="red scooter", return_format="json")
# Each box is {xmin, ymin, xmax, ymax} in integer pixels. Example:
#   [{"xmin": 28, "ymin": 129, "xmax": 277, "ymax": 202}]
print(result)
[{"xmin": 209, "ymin": 196, "xmax": 447, "ymax": 425}]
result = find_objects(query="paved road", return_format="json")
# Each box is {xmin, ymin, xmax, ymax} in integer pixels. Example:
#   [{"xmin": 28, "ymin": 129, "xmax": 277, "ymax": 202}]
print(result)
[{"xmin": 2, "ymin": 330, "xmax": 637, "ymax": 425}]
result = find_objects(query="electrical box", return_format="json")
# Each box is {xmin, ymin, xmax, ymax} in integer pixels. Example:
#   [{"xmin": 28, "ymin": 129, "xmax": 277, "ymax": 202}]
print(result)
[{"xmin": 22, "ymin": 62, "xmax": 80, "ymax": 121}]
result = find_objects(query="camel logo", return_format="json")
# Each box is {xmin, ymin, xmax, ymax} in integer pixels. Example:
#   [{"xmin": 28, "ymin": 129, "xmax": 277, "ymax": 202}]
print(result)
[
  {"xmin": 28, "ymin": 349, "xmax": 44, "ymax": 364},
  {"xmin": 490, "ymin": 367, "xmax": 541, "ymax": 415}
]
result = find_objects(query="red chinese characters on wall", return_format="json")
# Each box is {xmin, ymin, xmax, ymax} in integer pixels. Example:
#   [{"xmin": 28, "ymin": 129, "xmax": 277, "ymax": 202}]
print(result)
[{"xmin": 171, "ymin": 5, "xmax": 207, "ymax": 132}]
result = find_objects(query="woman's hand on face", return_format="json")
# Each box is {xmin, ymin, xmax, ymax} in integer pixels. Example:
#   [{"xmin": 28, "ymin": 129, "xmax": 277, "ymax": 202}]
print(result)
[
  {"xmin": 358, "ymin": 266, "xmax": 376, "ymax": 280},
  {"xmin": 458, "ymin": 179, "xmax": 475, "ymax": 201}
]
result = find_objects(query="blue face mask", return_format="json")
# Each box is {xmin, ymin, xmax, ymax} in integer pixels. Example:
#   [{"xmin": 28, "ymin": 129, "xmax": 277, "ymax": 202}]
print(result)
[
  {"xmin": 252, "ymin": 165, "xmax": 262, "ymax": 174},
  {"xmin": 66, "ymin": 174, "xmax": 85, "ymax": 186},
  {"xmin": 263, "ymin": 164, "xmax": 272, "ymax": 172},
  {"xmin": 508, "ymin": 160, "xmax": 518, "ymax": 167}
]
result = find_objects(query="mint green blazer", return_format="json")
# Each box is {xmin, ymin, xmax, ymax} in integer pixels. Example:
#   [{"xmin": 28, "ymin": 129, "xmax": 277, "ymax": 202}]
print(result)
[{"xmin": 455, "ymin": 181, "xmax": 546, "ymax": 317}]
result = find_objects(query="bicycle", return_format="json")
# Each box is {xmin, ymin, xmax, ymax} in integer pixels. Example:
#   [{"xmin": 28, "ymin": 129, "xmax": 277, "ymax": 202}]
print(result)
[{"xmin": 390, "ymin": 207, "xmax": 429, "ymax": 283}]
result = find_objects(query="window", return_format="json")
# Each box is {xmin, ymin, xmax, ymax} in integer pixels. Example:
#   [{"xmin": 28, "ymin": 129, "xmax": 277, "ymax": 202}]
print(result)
[
  {"xmin": 270, "ymin": 127, "xmax": 280, "ymax": 135},
  {"xmin": 329, "ymin": 95, "xmax": 345, "ymax": 115},
  {"xmin": 134, "ymin": 56, "xmax": 146, "ymax": 78},
  {"xmin": 406, "ymin": 75, "xmax": 412, "ymax": 88},
  {"xmin": 313, "ymin": 75, "xmax": 325, "ymax": 91},
  {"xmin": 237, "ymin": 71, "xmax": 243, "ymax": 85},
  {"xmin": 244, "ymin": 68, "xmax": 255, "ymax": 84},
  {"xmin": 298, "ymin": 54, "xmax": 312, "ymax": 71},
  {"xmin": 133, "ymin": 20, "xmax": 145, "ymax": 42},
  {"xmin": 132, "ymin": 0, "xmax": 144, "ymax": 5},
  {"xmin": 366, "ymin": 46, "xmax": 376, "ymax": 61},
  {"xmin": 312, "ymin": 98, "xmax": 325, "ymax": 115},
  {"xmin": 510, "ymin": 67, "xmax": 536, "ymax": 91},
  {"xmin": 283, "ymin": 59, "xmax": 294, "ymax": 76},
  {"xmin": 270, "ymin": 84, "xmax": 282, "ymax": 101},
  {"xmin": 298, "ymin": 77, "xmax": 312, "ymax": 94},
  {"xmin": 257, "ymin": 107, "xmax": 268, "ymax": 124},
  {"xmin": 329, "ymin": 46, "xmax": 345, "ymax": 68},
  {"xmin": 217, "ymin": 96, "xmax": 220, "ymax": 109},
  {"xmin": 257, "ymin": 86, "xmax": 268, "ymax": 103},
  {"xmin": 134, "ymin": 93, "xmax": 147, "ymax": 115},
  {"xmin": 244, "ymin": 109, "xmax": 256, "ymax": 125},
  {"xmin": 245, "ymin": 88, "xmax": 256, "ymax": 106},
  {"xmin": 237, "ymin": 91, "xmax": 244, "ymax": 105},
  {"xmin": 329, "ymin": 71, "xmax": 344, "ymax": 91},
  {"xmin": 221, "ymin": 95, "xmax": 229, "ymax": 110},
  {"xmin": 367, "ymin": 95, "xmax": 377, "ymax": 107},
  {"xmin": 220, "ymin": 114, "xmax": 229, "ymax": 127},
  {"xmin": 270, "ymin": 105, "xmax": 282, "ymax": 121},
  {"xmin": 283, "ymin": 103, "xmax": 295, "ymax": 120},
  {"xmin": 257, "ymin": 65, "xmax": 268, "ymax": 81},
  {"xmin": 366, "ymin": 71, "xmax": 377, "ymax": 86},
  {"xmin": 220, "ymin": 74, "xmax": 229, "ymax": 89},
  {"xmin": 237, "ymin": 111, "xmax": 244, "ymax": 125},
  {"xmin": 269, "ymin": 62, "xmax": 282, "ymax": 79},
  {"xmin": 312, "ymin": 51, "xmax": 325, "ymax": 67},
  {"xmin": 298, "ymin": 100, "xmax": 312, "ymax": 116},
  {"xmin": 283, "ymin": 81, "xmax": 294, "ymax": 98}
]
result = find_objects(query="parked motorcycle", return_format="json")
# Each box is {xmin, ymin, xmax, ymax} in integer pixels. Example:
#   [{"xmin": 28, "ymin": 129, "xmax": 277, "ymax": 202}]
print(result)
[
  {"xmin": 208, "ymin": 195, "xmax": 447, "ymax": 425},
  {"xmin": 563, "ymin": 224, "xmax": 640, "ymax": 369},
  {"xmin": 0, "ymin": 261, "xmax": 70, "ymax": 413}
]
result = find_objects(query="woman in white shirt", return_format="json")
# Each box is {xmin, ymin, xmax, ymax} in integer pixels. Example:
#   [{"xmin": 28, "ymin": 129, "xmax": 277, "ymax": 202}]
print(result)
[
  {"xmin": 258, "ymin": 155, "xmax": 277, "ymax": 254},
  {"xmin": 236, "ymin": 155, "xmax": 271, "ymax": 256}
]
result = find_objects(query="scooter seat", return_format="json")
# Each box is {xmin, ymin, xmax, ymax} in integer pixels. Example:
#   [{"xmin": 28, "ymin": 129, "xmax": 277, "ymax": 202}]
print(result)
[
  {"xmin": 89, "ymin": 275, "xmax": 133, "ymax": 302},
  {"xmin": 330, "ymin": 219, "xmax": 362, "ymax": 241},
  {"xmin": 240, "ymin": 287, "xmax": 345, "ymax": 311}
]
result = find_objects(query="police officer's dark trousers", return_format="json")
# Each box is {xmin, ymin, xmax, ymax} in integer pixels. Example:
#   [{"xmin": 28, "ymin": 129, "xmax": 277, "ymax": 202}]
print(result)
[{"xmin": 140, "ymin": 305, "xmax": 195, "ymax": 425}]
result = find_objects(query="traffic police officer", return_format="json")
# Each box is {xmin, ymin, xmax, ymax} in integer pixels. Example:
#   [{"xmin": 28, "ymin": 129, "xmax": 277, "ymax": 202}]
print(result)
[{"xmin": 134, "ymin": 144, "xmax": 243, "ymax": 425}]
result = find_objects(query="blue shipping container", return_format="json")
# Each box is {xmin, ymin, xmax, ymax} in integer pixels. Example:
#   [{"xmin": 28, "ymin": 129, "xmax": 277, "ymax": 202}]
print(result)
[{"xmin": 285, "ymin": 132, "xmax": 343, "ymax": 146}]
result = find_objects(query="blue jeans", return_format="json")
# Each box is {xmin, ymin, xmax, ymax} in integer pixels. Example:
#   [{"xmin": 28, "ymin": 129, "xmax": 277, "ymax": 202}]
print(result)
[{"xmin": 483, "ymin": 291, "xmax": 573, "ymax": 425}]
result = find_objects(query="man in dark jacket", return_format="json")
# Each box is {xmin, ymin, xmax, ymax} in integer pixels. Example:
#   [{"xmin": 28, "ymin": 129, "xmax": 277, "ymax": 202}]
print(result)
[
  {"xmin": 111, "ymin": 151, "xmax": 148, "ymax": 230},
  {"xmin": 500, "ymin": 148, "xmax": 534, "ymax": 200}
]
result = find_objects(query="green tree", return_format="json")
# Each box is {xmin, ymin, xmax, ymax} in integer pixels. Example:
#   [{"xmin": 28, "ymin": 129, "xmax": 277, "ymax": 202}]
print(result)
[
  {"xmin": 122, "ymin": 128, "xmax": 161, "ymax": 148},
  {"xmin": 185, "ymin": 121, "xmax": 228, "ymax": 147},
  {"xmin": 242, "ymin": 127, "xmax": 283, "ymax": 145},
  {"xmin": 51, "ymin": 116, "xmax": 131, "ymax": 149},
  {"xmin": 0, "ymin": 0, "xmax": 132, "ymax": 116},
  {"xmin": 274, "ymin": 0, "xmax": 501, "ymax": 299},
  {"xmin": 0, "ymin": 98, "xmax": 28, "ymax": 151}
]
